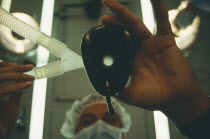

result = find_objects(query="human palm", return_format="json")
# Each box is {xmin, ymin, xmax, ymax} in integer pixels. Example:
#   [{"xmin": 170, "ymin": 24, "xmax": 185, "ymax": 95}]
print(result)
[
  {"xmin": 122, "ymin": 36, "xmax": 200, "ymax": 110},
  {"xmin": 101, "ymin": 0, "xmax": 209, "ymax": 124}
]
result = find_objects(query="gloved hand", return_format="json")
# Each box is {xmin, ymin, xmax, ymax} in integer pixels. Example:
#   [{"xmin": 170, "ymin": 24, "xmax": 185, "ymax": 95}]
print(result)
[
  {"xmin": 0, "ymin": 62, "xmax": 34, "ymax": 137},
  {"xmin": 100, "ymin": 0, "xmax": 209, "ymax": 127}
]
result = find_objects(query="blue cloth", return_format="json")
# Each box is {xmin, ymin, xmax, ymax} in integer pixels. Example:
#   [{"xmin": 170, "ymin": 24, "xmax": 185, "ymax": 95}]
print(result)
[{"xmin": 190, "ymin": 0, "xmax": 210, "ymax": 11}]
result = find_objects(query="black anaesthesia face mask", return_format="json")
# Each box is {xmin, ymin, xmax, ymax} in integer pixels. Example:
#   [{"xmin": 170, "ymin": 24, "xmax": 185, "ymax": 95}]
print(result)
[{"xmin": 81, "ymin": 25, "xmax": 134, "ymax": 114}]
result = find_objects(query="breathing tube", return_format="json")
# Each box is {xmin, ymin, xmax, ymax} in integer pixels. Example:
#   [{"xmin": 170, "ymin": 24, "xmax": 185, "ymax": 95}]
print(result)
[{"xmin": 0, "ymin": 7, "xmax": 84, "ymax": 79}]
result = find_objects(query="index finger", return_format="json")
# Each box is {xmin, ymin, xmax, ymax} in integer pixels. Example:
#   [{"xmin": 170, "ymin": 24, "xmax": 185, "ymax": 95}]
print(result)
[
  {"xmin": 151, "ymin": 0, "xmax": 173, "ymax": 35},
  {"xmin": 103, "ymin": 0, "xmax": 153, "ymax": 39},
  {"xmin": 0, "ymin": 62, "xmax": 17, "ymax": 67},
  {"xmin": 0, "ymin": 73, "xmax": 35, "ymax": 82},
  {"xmin": 0, "ymin": 64, "xmax": 34, "ymax": 73},
  {"xmin": 0, "ymin": 81, "xmax": 33, "ymax": 97}
]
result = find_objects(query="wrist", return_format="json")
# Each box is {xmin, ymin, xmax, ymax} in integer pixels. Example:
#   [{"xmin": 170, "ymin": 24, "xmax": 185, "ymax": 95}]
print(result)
[{"xmin": 161, "ymin": 90, "xmax": 210, "ymax": 127}]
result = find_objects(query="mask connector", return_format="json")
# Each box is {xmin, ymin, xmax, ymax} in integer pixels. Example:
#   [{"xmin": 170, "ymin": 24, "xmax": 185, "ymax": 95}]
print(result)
[{"xmin": 106, "ymin": 96, "xmax": 114, "ymax": 115}]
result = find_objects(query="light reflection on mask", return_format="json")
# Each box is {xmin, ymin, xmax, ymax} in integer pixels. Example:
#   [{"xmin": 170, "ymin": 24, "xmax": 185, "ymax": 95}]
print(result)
[{"xmin": 73, "ymin": 120, "xmax": 123, "ymax": 139}]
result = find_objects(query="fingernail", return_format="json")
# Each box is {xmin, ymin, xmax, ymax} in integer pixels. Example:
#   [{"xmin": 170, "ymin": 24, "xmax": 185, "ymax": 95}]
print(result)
[
  {"xmin": 25, "ymin": 64, "xmax": 34, "ymax": 68},
  {"xmin": 29, "ymin": 75, "xmax": 35, "ymax": 80},
  {"xmin": 26, "ymin": 81, "xmax": 33, "ymax": 85}
]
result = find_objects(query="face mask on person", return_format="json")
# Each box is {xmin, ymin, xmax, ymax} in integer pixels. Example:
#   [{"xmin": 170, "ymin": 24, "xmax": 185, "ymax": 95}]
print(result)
[{"xmin": 74, "ymin": 120, "xmax": 123, "ymax": 139}]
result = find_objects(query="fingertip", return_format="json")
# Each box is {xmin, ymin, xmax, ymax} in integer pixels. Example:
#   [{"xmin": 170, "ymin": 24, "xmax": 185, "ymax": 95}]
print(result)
[
  {"xmin": 100, "ymin": 15, "xmax": 110, "ymax": 24},
  {"xmin": 28, "ymin": 75, "xmax": 35, "ymax": 81},
  {"xmin": 100, "ymin": 15, "xmax": 112, "ymax": 20},
  {"xmin": 16, "ymin": 74, "xmax": 35, "ymax": 83},
  {"xmin": 101, "ymin": 16, "xmax": 122, "ymax": 26},
  {"xmin": 99, "ymin": 22, "xmax": 105, "ymax": 26},
  {"xmin": 25, "ymin": 81, "xmax": 33, "ymax": 86},
  {"xmin": 22, "ymin": 64, "xmax": 34, "ymax": 72},
  {"xmin": 25, "ymin": 64, "xmax": 34, "ymax": 68}
]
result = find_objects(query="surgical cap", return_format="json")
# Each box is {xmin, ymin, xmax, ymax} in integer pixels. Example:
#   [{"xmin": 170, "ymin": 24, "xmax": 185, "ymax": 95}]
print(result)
[{"xmin": 60, "ymin": 94, "xmax": 132, "ymax": 139}]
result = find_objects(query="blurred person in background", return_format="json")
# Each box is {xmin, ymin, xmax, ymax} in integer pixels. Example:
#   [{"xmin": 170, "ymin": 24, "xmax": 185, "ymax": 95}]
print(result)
[{"xmin": 60, "ymin": 95, "xmax": 131, "ymax": 139}]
